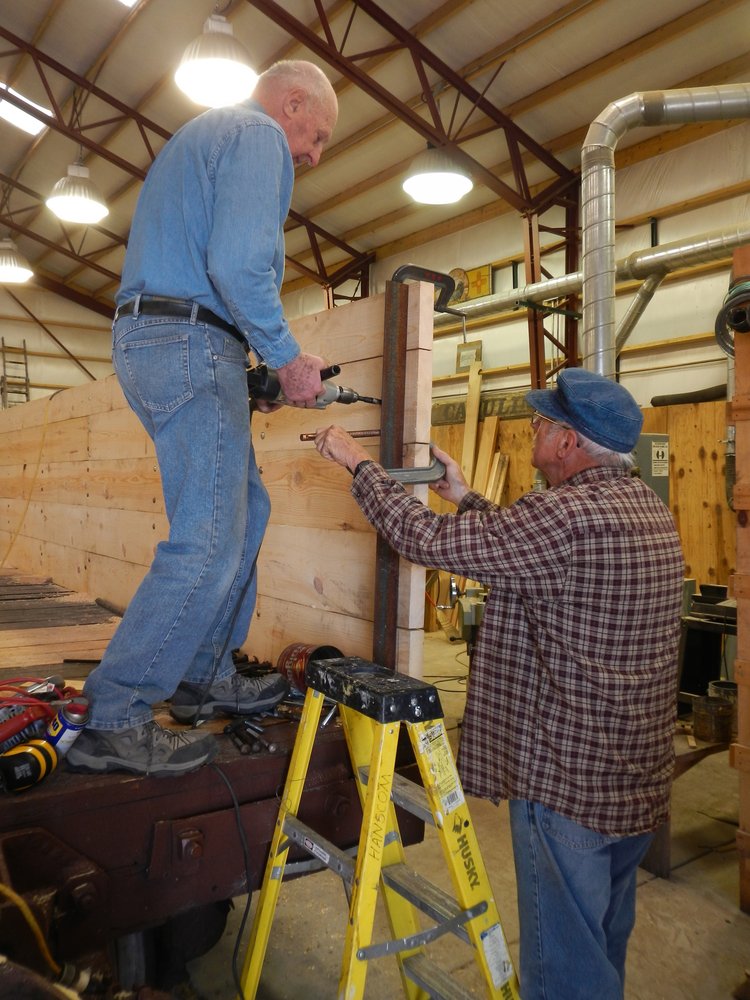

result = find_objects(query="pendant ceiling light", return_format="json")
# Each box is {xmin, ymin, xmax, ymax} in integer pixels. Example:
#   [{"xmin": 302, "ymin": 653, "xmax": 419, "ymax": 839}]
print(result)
[
  {"xmin": 402, "ymin": 145, "xmax": 474, "ymax": 205},
  {"xmin": 46, "ymin": 163, "xmax": 109, "ymax": 225},
  {"xmin": 174, "ymin": 14, "xmax": 258, "ymax": 108},
  {"xmin": 0, "ymin": 239, "xmax": 33, "ymax": 284}
]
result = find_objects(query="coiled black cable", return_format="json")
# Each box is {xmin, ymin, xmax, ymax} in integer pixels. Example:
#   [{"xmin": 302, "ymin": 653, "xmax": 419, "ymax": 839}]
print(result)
[{"xmin": 714, "ymin": 277, "xmax": 750, "ymax": 358}]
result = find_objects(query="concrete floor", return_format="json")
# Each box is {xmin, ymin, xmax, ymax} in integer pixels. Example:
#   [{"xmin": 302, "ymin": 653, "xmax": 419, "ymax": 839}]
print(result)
[{"xmin": 186, "ymin": 632, "xmax": 750, "ymax": 1000}]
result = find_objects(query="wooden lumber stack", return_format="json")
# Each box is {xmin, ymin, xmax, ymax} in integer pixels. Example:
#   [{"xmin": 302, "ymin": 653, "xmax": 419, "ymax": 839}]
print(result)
[
  {"xmin": 426, "ymin": 365, "xmax": 511, "ymax": 636},
  {"xmin": 0, "ymin": 567, "xmax": 118, "ymax": 676}
]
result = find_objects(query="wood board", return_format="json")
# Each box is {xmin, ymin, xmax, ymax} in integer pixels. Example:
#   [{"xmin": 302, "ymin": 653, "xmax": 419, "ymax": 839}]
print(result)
[{"xmin": 0, "ymin": 282, "xmax": 435, "ymax": 679}]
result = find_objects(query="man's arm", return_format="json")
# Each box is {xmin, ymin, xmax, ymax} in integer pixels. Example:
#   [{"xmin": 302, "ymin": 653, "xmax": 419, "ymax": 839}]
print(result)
[
  {"xmin": 428, "ymin": 444, "xmax": 471, "ymax": 507},
  {"xmin": 314, "ymin": 427, "xmax": 471, "ymax": 504},
  {"xmin": 314, "ymin": 424, "xmax": 373, "ymax": 474},
  {"xmin": 277, "ymin": 353, "xmax": 326, "ymax": 406}
]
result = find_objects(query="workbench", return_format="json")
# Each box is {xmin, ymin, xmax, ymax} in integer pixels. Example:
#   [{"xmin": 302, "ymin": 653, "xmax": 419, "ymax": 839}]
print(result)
[
  {"xmin": 0, "ymin": 705, "xmax": 423, "ymax": 988},
  {"xmin": 0, "ymin": 572, "xmax": 423, "ymax": 990},
  {"xmin": 640, "ymin": 731, "xmax": 728, "ymax": 879}
]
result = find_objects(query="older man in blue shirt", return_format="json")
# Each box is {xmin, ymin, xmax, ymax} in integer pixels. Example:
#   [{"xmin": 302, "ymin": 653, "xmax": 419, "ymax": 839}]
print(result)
[{"xmin": 68, "ymin": 61, "xmax": 338, "ymax": 776}]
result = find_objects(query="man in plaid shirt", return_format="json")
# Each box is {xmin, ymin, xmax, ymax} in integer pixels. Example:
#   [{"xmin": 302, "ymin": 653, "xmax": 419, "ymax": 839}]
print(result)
[{"xmin": 315, "ymin": 367, "xmax": 684, "ymax": 1000}]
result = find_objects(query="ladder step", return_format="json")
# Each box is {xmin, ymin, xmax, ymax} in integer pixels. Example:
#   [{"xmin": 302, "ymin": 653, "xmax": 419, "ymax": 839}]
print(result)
[
  {"xmin": 381, "ymin": 862, "xmax": 471, "ymax": 945},
  {"xmin": 281, "ymin": 814, "xmax": 356, "ymax": 887},
  {"xmin": 402, "ymin": 953, "xmax": 477, "ymax": 1000},
  {"xmin": 359, "ymin": 766, "xmax": 435, "ymax": 826}
]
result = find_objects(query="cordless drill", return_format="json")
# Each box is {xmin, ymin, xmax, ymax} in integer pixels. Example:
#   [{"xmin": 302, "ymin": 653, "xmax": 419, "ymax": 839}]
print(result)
[{"xmin": 247, "ymin": 363, "xmax": 381, "ymax": 409}]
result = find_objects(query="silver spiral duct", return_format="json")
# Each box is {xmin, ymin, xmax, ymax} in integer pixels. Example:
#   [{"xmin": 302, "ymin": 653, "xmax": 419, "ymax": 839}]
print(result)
[
  {"xmin": 581, "ymin": 84, "xmax": 750, "ymax": 376},
  {"xmin": 434, "ymin": 223, "xmax": 750, "ymax": 330}
]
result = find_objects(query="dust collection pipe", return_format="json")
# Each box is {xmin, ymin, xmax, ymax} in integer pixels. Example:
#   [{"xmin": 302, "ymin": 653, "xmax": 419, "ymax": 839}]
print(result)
[
  {"xmin": 615, "ymin": 270, "xmax": 665, "ymax": 354},
  {"xmin": 433, "ymin": 222, "xmax": 750, "ymax": 327},
  {"xmin": 581, "ymin": 84, "xmax": 750, "ymax": 376}
]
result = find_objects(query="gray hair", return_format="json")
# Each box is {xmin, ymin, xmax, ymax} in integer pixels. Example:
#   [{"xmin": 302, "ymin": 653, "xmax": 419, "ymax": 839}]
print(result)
[
  {"xmin": 576, "ymin": 431, "xmax": 636, "ymax": 471},
  {"xmin": 258, "ymin": 60, "xmax": 336, "ymax": 110}
]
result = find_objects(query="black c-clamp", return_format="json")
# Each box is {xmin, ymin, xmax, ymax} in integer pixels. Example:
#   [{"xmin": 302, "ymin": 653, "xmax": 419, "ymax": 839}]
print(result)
[
  {"xmin": 385, "ymin": 263, "xmax": 456, "ymax": 484},
  {"xmin": 391, "ymin": 264, "xmax": 466, "ymax": 317}
]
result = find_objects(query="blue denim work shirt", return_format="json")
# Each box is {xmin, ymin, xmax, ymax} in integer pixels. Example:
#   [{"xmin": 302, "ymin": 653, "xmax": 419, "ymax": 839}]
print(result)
[{"xmin": 117, "ymin": 99, "xmax": 299, "ymax": 369}]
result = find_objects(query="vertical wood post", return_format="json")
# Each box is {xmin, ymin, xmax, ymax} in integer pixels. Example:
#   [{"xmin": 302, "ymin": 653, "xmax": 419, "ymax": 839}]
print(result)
[
  {"xmin": 372, "ymin": 279, "xmax": 409, "ymax": 670},
  {"xmin": 729, "ymin": 245, "xmax": 750, "ymax": 912}
]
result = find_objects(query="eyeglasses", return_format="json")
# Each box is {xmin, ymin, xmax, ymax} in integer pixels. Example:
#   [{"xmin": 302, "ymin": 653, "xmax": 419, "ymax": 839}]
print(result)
[
  {"xmin": 531, "ymin": 411, "xmax": 581, "ymax": 448},
  {"xmin": 530, "ymin": 412, "xmax": 569, "ymax": 432}
]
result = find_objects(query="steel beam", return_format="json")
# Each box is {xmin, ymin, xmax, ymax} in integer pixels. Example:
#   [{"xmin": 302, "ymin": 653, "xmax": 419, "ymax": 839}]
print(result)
[
  {"xmin": 0, "ymin": 27, "xmax": 367, "ymax": 299},
  {"xmin": 246, "ymin": 0, "xmax": 576, "ymax": 212}
]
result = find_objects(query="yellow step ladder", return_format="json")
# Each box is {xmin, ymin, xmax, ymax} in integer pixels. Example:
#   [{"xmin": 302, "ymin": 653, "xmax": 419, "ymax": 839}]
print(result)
[{"xmin": 240, "ymin": 656, "xmax": 520, "ymax": 1000}]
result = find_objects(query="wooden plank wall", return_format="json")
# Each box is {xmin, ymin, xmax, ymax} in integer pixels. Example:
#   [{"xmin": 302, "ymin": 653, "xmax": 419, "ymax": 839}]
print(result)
[
  {"xmin": 253, "ymin": 284, "xmax": 433, "ymax": 673},
  {"xmin": 0, "ymin": 283, "xmax": 434, "ymax": 677},
  {"xmin": 0, "ymin": 331, "xmax": 733, "ymax": 674},
  {"xmin": 732, "ymin": 337, "xmax": 750, "ymax": 911},
  {"xmin": 728, "ymin": 247, "xmax": 750, "ymax": 913},
  {"xmin": 429, "ymin": 398, "xmax": 735, "ymax": 590}
]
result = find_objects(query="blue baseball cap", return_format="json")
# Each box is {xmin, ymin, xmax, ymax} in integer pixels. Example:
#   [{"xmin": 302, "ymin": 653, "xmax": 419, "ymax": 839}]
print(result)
[{"xmin": 525, "ymin": 368, "xmax": 643, "ymax": 452}]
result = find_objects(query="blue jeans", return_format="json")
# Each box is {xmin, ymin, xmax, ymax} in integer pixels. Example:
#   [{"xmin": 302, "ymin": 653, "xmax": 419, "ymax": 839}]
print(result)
[
  {"xmin": 508, "ymin": 800, "xmax": 653, "ymax": 1000},
  {"xmin": 82, "ymin": 313, "xmax": 270, "ymax": 730}
]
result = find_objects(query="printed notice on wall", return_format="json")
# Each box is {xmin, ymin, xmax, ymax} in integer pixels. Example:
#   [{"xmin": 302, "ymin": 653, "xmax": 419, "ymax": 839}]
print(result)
[{"xmin": 652, "ymin": 440, "xmax": 669, "ymax": 477}]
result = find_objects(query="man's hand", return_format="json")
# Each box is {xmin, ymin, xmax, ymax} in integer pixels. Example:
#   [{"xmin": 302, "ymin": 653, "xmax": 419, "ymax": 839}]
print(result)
[
  {"xmin": 276, "ymin": 353, "xmax": 326, "ymax": 406},
  {"xmin": 314, "ymin": 425, "xmax": 371, "ymax": 474},
  {"xmin": 428, "ymin": 444, "xmax": 470, "ymax": 506}
]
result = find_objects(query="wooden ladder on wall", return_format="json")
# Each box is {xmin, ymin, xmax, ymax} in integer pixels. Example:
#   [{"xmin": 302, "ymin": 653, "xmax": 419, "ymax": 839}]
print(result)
[{"xmin": 0, "ymin": 338, "xmax": 30, "ymax": 407}]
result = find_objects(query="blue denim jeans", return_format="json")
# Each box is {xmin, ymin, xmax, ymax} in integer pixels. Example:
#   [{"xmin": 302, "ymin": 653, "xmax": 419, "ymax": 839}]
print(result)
[
  {"xmin": 508, "ymin": 800, "xmax": 653, "ymax": 1000},
  {"xmin": 82, "ymin": 312, "xmax": 269, "ymax": 730}
]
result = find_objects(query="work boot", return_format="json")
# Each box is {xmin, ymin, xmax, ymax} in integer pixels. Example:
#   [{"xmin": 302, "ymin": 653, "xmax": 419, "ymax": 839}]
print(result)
[
  {"xmin": 169, "ymin": 671, "xmax": 289, "ymax": 724},
  {"xmin": 66, "ymin": 721, "xmax": 218, "ymax": 776}
]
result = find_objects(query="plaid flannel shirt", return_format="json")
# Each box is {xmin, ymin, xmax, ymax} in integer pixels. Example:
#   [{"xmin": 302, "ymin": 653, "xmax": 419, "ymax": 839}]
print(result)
[{"xmin": 352, "ymin": 461, "xmax": 685, "ymax": 836}]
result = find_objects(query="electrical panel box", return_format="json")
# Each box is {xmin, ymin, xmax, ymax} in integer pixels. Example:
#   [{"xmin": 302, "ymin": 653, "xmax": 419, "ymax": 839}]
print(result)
[{"xmin": 633, "ymin": 433, "xmax": 670, "ymax": 505}]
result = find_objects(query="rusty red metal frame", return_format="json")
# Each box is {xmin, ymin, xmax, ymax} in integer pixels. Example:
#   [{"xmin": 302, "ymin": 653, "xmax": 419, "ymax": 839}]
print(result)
[
  {"xmin": 246, "ymin": 0, "xmax": 576, "ymax": 213},
  {"xmin": 0, "ymin": 25, "xmax": 372, "ymax": 313}
]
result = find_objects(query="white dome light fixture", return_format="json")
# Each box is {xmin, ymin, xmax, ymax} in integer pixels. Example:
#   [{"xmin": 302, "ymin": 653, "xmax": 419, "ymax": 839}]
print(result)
[
  {"xmin": 175, "ymin": 15, "xmax": 258, "ymax": 108},
  {"xmin": 0, "ymin": 239, "xmax": 33, "ymax": 284},
  {"xmin": 402, "ymin": 145, "xmax": 474, "ymax": 205},
  {"xmin": 46, "ymin": 163, "xmax": 109, "ymax": 225}
]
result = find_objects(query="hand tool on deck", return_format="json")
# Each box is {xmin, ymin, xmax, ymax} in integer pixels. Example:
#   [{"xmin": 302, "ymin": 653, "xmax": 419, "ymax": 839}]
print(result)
[
  {"xmin": 243, "ymin": 720, "xmax": 278, "ymax": 754},
  {"xmin": 224, "ymin": 723, "xmax": 253, "ymax": 755},
  {"xmin": 224, "ymin": 719, "xmax": 268, "ymax": 754}
]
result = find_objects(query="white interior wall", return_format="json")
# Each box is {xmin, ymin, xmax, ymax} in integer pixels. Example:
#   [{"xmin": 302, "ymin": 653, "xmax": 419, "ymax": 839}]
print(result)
[
  {"xmin": 366, "ymin": 122, "xmax": 749, "ymax": 409},
  {"xmin": 0, "ymin": 286, "xmax": 112, "ymax": 401}
]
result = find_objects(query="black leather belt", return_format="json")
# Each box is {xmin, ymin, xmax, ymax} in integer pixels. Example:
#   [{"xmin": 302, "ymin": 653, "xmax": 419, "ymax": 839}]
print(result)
[{"xmin": 115, "ymin": 296, "xmax": 246, "ymax": 348}]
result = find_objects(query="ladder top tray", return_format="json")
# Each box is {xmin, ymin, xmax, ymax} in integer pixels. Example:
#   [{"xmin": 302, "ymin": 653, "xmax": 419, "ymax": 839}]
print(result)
[{"xmin": 306, "ymin": 656, "xmax": 444, "ymax": 724}]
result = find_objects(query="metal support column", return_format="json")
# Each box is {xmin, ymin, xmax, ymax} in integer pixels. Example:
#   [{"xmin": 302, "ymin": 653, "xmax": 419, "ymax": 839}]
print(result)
[{"xmin": 372, "ymin": 280, "xmax": 409, "ymax": 670}]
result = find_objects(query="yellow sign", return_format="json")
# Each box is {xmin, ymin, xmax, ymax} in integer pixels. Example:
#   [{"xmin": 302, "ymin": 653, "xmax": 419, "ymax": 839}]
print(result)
[{"xmin": 467, "ymin": 264, "xmax": 492, "ymax": 300}]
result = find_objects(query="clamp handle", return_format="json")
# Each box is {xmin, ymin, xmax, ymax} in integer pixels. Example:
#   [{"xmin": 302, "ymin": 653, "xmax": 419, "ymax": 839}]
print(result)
[{"xmin": 384, "ymin": 453, "xmax": 446, "ymax": 484}]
